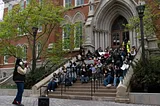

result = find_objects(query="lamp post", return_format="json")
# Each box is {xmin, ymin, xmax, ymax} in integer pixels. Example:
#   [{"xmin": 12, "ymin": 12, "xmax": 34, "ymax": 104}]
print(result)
[
  {"xmin": 136, "ymin": 3, "xmax": 145, "ymax": 63},
  {"xmin": 32, "ymin": 27, "xmax": 38, "ymax": 72}
]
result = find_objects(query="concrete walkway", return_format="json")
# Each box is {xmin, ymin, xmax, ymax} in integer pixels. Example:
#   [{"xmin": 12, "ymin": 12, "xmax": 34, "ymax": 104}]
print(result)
[{"xmin": 0, "ymin": 96, "xmax": 154, "ymax": 106}]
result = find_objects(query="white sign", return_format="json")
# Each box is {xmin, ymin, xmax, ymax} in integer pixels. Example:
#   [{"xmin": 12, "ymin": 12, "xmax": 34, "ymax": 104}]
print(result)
[{"xmin": 0, "ymin": 0, "xmax": 4, "ymax": 21}]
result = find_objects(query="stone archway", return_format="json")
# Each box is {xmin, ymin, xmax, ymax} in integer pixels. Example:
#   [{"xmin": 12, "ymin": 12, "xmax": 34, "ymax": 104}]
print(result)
[{"xmin": 92, "ymin": 0, "xmax": 138, "ymax": 50}]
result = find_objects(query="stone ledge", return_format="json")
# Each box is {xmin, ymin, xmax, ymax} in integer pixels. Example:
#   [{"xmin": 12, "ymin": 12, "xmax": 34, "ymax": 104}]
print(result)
[{"xmin": 130, "ymin": 93, "xmax": 160, "ymax": 105}]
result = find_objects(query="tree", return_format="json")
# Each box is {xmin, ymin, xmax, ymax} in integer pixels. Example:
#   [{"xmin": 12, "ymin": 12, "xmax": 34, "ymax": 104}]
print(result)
[
  {"xmin": 125, "ymin": 0, "xmax": 160, "ymax": 38},
  {"xmin": 0, "ymin": 0, "xmax": 65, "ymax": 72}
]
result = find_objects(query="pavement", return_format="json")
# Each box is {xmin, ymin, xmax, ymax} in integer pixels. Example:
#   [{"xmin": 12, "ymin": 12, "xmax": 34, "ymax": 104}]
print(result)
[{"xmin": 0, "ymin": 96, "xmax": 155, "ymax": 106}]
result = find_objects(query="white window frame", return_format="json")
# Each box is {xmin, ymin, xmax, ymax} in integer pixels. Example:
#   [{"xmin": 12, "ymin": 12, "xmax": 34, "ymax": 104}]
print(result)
[
  {"xmin": 26, "ymin": 0, "xmax": 30, "ymax": 6},
  {"xmin": 38, "ymin": 26, "xmax": 42, "ymax": 33},
  {"xmin": 4, "ymin": 55, "xmax": 9, "ymax": 64},
  {"xmin": 75, "ymin": 0, "xmax": 84, "ymax": 7},
  {"xmin": 63, "ymin": 0, "xmax": 72, "ymax": 7},
  {"xmin": 17, "ymin": 27, "xmax": 26, "ymax": 36},
  {"xmin": 20, "ymin": 0, "xmax": 24, "ymax": 10},
  {"xmin": 36, "ymin": 43, "xmax": 41, "ymax": 59},
  {"xmin": 8, "ymin": 4, "xmax": 12, "ymax": 12}
]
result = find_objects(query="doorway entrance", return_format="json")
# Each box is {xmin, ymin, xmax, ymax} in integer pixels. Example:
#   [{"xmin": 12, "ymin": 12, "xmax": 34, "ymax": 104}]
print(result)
[{"xmin": 111, "ymin": 15, "xmax": 129, "ymax": 48}]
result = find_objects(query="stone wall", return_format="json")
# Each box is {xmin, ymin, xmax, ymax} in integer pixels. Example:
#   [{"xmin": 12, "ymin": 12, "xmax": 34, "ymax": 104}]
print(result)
[
  {"xmin": 0, "ymin": 89, "xmax": 32, "ymax": 97},
  {"xmin": 129, "ymin": 93, "xmax": 160, "ymax": 105}
]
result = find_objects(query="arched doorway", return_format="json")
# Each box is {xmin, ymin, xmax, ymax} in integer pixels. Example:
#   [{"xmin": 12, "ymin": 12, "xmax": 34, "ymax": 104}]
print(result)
[{"xmin": 111, "ymin": 15, "xmax": 129, "ymax": 48}]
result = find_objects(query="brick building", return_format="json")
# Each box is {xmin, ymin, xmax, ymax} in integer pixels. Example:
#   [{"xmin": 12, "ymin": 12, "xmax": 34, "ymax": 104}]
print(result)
[{"xmin": 0, "ymin": 0, "xmax": 159, "ymax": 78}]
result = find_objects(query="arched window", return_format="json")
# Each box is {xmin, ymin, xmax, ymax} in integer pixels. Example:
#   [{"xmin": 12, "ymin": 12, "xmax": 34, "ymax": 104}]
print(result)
[
  {"xmin": 63, "ymin": 24, "xmax": 71, "ymax": 49},
  {"xmin": 16, "ymin": 44, "xmax": 22, "ymax": 58},
  {"xmin": 74, "ymin": 22, "xmax": 83, "ymax": 48}
]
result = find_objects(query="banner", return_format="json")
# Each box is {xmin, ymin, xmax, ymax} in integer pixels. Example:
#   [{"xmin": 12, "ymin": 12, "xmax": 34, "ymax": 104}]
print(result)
[{"xmin": 0, "ymin": 0, "xmax": 4, "ymax": 21}]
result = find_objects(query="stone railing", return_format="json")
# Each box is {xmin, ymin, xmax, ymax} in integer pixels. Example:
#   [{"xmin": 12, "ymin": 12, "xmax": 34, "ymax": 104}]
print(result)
[
  {"xmin": 115, "ymin": 47, "xmax": 141, "ymax": 103},
  {"xmin": 32, "ymin": 56, "xmax": 78, "ymax": 96},
  {"xmin": 0, "ymin": 74, "xmax": 14, "ymax": 85}
]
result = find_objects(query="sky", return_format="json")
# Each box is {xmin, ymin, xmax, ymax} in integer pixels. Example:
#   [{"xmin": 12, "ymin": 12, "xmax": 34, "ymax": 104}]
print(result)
[{"xmin": 0, "ymin": 0, "xmax": 4, "ymax": 21}]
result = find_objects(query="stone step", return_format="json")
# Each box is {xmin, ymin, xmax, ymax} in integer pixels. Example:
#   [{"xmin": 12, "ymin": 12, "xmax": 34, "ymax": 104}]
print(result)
[
  {"xmin": 48, "ymin": 94, "xmax": 116, "ymax": 101},
  {"xmin": 64, "ymin": 85, "xmax": 116, "ymax": 89},
  {"xmin": 73, "ymin": 82, "xmax": 103, "ymax": 86},
  {"xmin": 49, "ymin": 91, "xmax": 116, "ymax": 97},
  {"xmin": 55, "ymin": 87, "xmax": 116, "ymax": 93}
]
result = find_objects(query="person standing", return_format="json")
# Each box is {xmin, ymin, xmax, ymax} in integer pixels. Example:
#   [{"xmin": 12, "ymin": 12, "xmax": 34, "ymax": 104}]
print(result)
[{"xmin": 12, "ymin": 58, "xmax": 27, "ymax": 106}]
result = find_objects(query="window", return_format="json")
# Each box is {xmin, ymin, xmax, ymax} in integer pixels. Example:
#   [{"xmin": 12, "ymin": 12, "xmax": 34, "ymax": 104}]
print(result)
[
  {"xmin": 26, "ymin": 0, "xmax": 30, "ymax": 6},
  {"xmin": 20, "ymin": 0, "xmax": 24, "ymax": 10},
  {"xmin": 22, "ymin": 45, "xmax": 27, "ymax": 61},
  {"xmin": 112, "ymin": 32, "xmax": 120, "ymax": 46},
  {"xmin": 75, "ymin": 0, "xmax": 84, "ymax": 6},
  {"xmin": 65, "ymin": 0, "xmax": 72, "ymax": 8},
  {"xmin": 36, "ymin": 43, "xmax": 42, "ymax": 59},
  {"xmin": 75, "ymin": 22, "xmax": 83, "ymax": 48},
  {"xmin": 4, "ymin": 55, "xmax": 9, "ymax": 64},
  {"xmin": 63, "ymin": 24, "xmax": 71, "ymax": 49},
  {"xmin": 38, "ymin": 25, "xmax": 42, "ymax": 32},
  {"xmin": 17, "ymin": 27, "xmax": 24, "ymax": 36},
  {"xmin": 8, "ymin": 4, "xmax": 12, "ymax": 12}
]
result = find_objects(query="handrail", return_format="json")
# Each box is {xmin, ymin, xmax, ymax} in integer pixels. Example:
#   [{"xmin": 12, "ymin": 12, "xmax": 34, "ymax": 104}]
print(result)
[
  {"xmin": 32, "ymin": 56, "xmax": 78, "ymax": 95},
  {"xmin": 122, "ymin": 45, "xmax": 141, "ymax": 79},
  {"xmin": 116, "ymin": 45, "xmax": 141, "ymax": 102}
]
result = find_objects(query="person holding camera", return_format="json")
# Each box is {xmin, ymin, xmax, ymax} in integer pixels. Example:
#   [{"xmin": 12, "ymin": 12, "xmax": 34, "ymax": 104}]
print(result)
[{"xmin": 12, "ymin": 58, "xmax": 28, "ymax": 106}]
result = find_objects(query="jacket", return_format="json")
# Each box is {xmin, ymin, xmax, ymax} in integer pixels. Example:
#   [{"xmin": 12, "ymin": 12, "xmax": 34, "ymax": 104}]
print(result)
[{"xmin": 13, "ymin": 65, "xmax": 27, "ymax": 82}]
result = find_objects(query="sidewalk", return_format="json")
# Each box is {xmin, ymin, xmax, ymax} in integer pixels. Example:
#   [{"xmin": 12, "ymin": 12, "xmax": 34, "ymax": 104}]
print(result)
[{"xmin": 0, "ymin": 96, "xmax": 153, "ymax": 106}]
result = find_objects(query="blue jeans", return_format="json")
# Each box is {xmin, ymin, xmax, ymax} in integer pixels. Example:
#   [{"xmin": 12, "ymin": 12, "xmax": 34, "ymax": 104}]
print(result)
[
  {"xmin": 14, "ymin": 82, "xmax": 24, "ymax": 103},
  {"xmin": 103, "ymin": 75, "xmax": 113, "ymax": 86},
  {"xmin": 81, "ymin": 76, "xmax": 89, "ymax": 83},
  {"xmin": 113, "ymin": 76, "xmax": 123, "ymax": 87},
  {"xmin": 47, "ymin": 81, "xmax": 57, "ymax": 91}
]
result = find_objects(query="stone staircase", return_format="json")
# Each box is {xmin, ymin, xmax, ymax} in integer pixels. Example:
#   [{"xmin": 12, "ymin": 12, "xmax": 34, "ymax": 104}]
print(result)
[{"xmin": 47, "ymin": 79, "xmax": 116, "ymax": 101}]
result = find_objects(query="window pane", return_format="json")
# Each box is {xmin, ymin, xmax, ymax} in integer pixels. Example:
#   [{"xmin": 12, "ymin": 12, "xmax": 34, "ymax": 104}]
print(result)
[
  {"xmin": 75, "ymin": 22, "xmax": 82, "ymax": 48},
  {"xmin": 4, "ymin": 55, "xmax": 9, "ymax": 64},
  {"xmin": 112, "ymin": 32, "xmax": 120, "ymax": 46},
  {"xmin": 63, "ymin": 24, "xmax": 71, "ymax": 49},
  {"xmin": 8, "ymin": 4, "xmax": 12, "ymax": 11},
  {"xmin": 36, "ymin": 43, "xmax": 41, "ymax": 58},
  {"xmin": 26, "ymin": 0, "xmax": 30, "ymax": 5},
  {"xmin": 22, "ymin": 46, "xmax": 27, "ymax": 61},
  {"xmin": 65, "ymin": 0, "xmax": 71, "ymax": 7},
  {"xmin": 77, "ymin": 0, "xmax": 84, "ymax": 6},
  {"xmin": 20, "ymin": 0, "xmax": 24, "ymax": 10}
]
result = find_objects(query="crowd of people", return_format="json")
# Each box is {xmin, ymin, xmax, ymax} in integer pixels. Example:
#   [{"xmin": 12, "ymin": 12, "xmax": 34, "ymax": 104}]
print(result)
[{"xmin": 47, "ymin": 44, "xmax": 137, "ymax": 92}]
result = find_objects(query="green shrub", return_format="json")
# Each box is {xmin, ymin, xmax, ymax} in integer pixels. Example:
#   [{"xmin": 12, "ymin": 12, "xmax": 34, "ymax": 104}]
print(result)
[
  {"xmin": 130, "ymin": 56, "xmax": 160, "ymax": 92},
  {"xmin": 0, "ymin": 84, "xmax": 17, "ymax": 89}
]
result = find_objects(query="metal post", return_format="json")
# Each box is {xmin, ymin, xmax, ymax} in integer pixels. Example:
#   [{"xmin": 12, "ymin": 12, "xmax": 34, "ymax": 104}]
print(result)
[
  {"xmin": 139, "ymin": 16, "xmax": 145, "ymax": 63},
  {"xmin": 32, "ymin": 27, "xmax": 38, "ymax": 72},
  {"xmin": 136, "ymin": 4, "xmax": 145, "ymax": 64},
  {"xmin": 94, "ymin": 74, "xmax": 95, "ymax": 93},
  {"xmin": 91, "ymin": 76, "xmax": 92, "ymax": 100}
]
